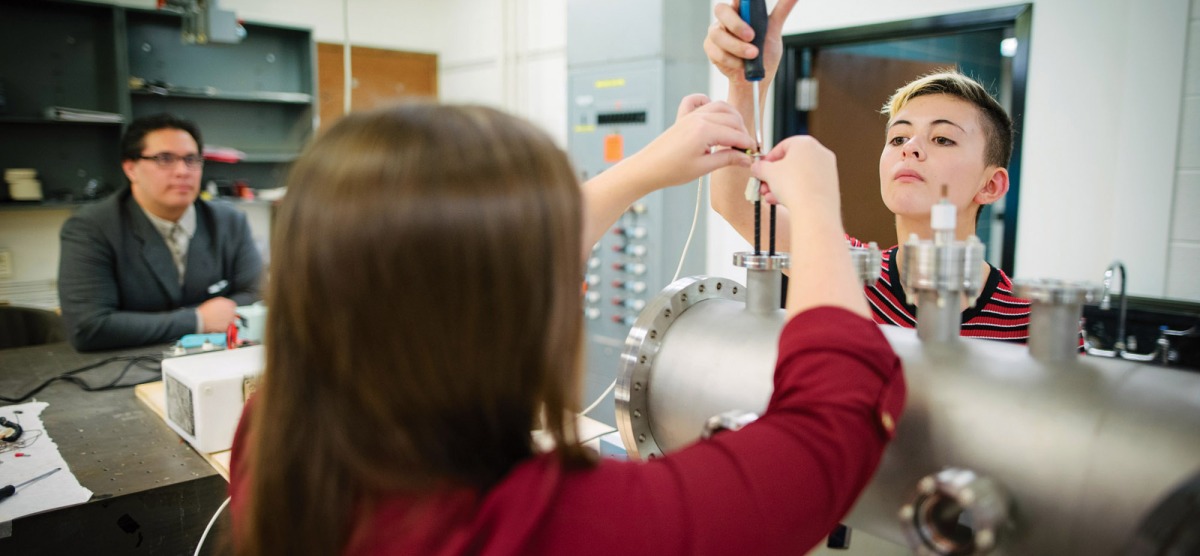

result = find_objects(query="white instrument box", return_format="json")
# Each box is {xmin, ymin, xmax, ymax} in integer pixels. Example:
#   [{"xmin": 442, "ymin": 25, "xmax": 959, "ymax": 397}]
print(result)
[{"xmin": 162, "ymin": 345, "xmax": 263, "ymax": 453}]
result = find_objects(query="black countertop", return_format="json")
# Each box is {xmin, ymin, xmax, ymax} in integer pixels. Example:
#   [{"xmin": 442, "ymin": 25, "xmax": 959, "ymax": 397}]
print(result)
[{"xmin": 0, "ymin": 342, "xmax": 229, "ymax": 555}]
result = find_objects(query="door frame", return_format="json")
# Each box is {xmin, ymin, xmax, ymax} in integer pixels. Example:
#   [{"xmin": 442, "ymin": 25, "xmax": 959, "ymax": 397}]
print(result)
[{"xmin": 774, "ymin": 4, "xmax": 1032, "ymax": 274}]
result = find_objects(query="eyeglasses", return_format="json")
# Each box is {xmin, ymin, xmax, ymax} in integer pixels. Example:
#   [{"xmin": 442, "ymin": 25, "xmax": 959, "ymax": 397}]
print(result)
[{"xmin": 138, "ymin": 153, "xmax": 205, "ymax": 170}]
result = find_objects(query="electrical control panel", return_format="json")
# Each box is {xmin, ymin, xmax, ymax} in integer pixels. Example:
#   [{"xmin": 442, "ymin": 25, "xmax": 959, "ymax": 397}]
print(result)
[{"xmin": 567, "ymin": 55, "xmax": 708, "ymax": 426}]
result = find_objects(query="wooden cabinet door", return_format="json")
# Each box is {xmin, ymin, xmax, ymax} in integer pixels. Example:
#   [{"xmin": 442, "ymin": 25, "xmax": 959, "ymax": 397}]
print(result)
[{"xmin": 317, "ymin": 43, "xmax": 437, "ymax": 131}]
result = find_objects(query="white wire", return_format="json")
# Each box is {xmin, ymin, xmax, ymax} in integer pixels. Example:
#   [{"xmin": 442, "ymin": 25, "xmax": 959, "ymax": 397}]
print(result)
[
  {"xmin": 194, "ymin": 496, "xmax": 231, "ymax": 556},
  {"xmin": 672, "ymin": 173, "xmax": 706, "ymax": 283},
  {"xmin": 578, "ymin": 427, "xmax": 619, "ymax": 446},
  {"xmin": 578, "ymin": 174, "xmax": 707, "ymax": 418},
  {"xmin": 579, "ymin": 379, "xmax": 616, "ymax": 417}
]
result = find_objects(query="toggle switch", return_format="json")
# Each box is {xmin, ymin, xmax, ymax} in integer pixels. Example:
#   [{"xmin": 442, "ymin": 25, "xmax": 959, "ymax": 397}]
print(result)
[
  {"xmin": 585, "ymin": 291, "xmax": 601, "ymax": 304},
  {"xmin": 585, "ymin": 307, "xmax": 601, "ymax": 320},
  {"xmin": 612, "ymin": 262, "xmax": 647, "ymax": 275},
  {"xmin": 611, "ymin": 297, "xmax": 646, "ymax": 310},
  {"xmin": 611, "ymin": 226, "xmax": 647, "ymax": 239},
  {"xmin": 611, "ymin": 244, "xmax": 647, "ymax": 257},
  {"xmin": 611, "ymin": 314, "xmax": 637, "ymax": 326},
  {"xmin": 611, "ymin": 280, "xmax": 647, "ymax": 294}
]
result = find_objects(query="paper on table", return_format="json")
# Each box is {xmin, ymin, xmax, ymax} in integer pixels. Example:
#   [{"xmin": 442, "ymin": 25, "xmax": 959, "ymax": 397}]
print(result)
[{"xmin": 0, "ymin": 402, "xmax": 93, "ymax": 523}]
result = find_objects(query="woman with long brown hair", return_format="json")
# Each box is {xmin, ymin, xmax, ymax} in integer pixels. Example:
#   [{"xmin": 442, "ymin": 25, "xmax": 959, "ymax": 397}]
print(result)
[{"xmin": 230, "ymin": 96, "xmax": 905, "ymax": 556}]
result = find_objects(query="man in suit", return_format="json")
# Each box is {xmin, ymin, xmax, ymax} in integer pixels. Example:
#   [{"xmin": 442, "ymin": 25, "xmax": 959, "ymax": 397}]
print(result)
[{"xmin": 58, "ymin": 113, "xmax": 263, "ymax": 351}]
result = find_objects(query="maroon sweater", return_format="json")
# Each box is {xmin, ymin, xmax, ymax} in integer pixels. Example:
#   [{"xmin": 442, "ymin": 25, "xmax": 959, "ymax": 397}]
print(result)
[{"xmin": 230, "ymin": 306, "xmax": 905, "ymax": 555}]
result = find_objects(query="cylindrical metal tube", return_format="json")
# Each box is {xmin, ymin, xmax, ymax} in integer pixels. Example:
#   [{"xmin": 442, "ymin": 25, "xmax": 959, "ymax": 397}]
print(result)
[
  {"xmin": 731, "ymin": 252, "xmax": 788, "ymax": 316},
  {"xmin": 745, "ymin": 269, "xmax": 781, "ymax": 315},
  {"xmin": 851, "ymin": 242, "xmax": 883, "ymax": 286},
  {"xmin": 850, "ymin": 327, "xmax": 1200, "ymax": 555},
  {"xmin": 617, "ymin": 275, "xmax": 1200, "ymax": 555},
  {"xmin": 1015, "ymin": 279, "xmax": 1098, "ymax": 362},
  {"xmin": 1028, "ymin": 302, "xmax": 1084, "ymax": 361},
  {"xmin": 916, "ymin": 290, "xmax": 961, "ymax": 343}
]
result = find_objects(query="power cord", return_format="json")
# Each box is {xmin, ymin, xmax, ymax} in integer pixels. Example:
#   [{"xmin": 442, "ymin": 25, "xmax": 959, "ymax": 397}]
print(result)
[
  {"xmin": 579, "ymin": 173, "xmax": 708, "ymax": 418},
  {"xmin": 194, "ymin": 496, "xmax": 231, "ymax": 556},
  {"xmin": 578, "ymin": 427, "xmax": 619, "ymax": 446},
  {"xmin": 671, "ymin": 172, "xmax": 707, "ymax": 284},
  {"xmin": 0, "ymin": 355, "xmax": 162, "ymax": 403}
]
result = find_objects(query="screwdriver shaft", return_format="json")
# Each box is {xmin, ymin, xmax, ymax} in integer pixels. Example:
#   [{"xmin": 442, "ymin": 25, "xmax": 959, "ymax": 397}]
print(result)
[
  {"xmin": 752, "ymin": 81, "xmax": 763, "ymax": 153},
  {"xmin": 0, "ymin": 467, "xmax": 61, "ymax": 501}
]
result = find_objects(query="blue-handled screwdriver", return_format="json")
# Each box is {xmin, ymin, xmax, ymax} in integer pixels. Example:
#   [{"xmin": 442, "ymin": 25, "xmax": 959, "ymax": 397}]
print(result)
[
  {"xmin": 0, "ymin": 467, "xmax": 61, "ymax": 502},
  {"xmin": 741, "ymin": 0, "xmax": 772, "ymax": 255},
  {"xmin": 740, "ymin": 0, "xmax": 768, "ymax": 153}
]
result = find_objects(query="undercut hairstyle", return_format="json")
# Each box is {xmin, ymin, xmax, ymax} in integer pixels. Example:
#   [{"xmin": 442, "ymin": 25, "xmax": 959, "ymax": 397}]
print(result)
[
  {"xmin": 236, "ymin": 103, "xmax": 591, "ymax": 556},
  {"xmin": 882, "ymin": 70, "xmax": 1014, "ymax": 170},
  {"xmin": 119, "ymin": 113, "xmax": 203, "ymax": 161}
]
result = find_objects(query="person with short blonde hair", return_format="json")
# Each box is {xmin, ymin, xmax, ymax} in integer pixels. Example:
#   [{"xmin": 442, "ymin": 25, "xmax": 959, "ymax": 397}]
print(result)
[
  {"xmin": 884, "ymin": 70, "xmax": 1014, "ymax": 174},
  {"xmin": 706, "ymin": 0, "xmax": 1033, "ymax": 343}
]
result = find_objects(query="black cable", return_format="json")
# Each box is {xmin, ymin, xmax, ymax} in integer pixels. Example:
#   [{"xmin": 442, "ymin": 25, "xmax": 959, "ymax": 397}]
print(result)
[
  {"xmin": 754, "ymin": 199, "xmax": 762, "ymax": 255},
  {"xmin": 0, "ymin": 355, "xmax": 162, "ymax": 403},
  {"xmin": 769, "ymin": 203, "xmax": 777, "ymax": 256}
]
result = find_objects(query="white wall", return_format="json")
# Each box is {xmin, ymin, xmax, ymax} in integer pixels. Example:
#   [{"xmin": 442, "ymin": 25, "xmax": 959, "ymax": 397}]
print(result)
[
  {"xmin": 437, "ymin": 0, "xmax": 568, "ymax": 146},
  {"xmin": 1166, "ymin": 0, "xmax": 1200, "ymax": 299},
  {"xmin": 0, "ymin": 210, "xmax": 72, "ymax": 283},
  {"xmin": 714, "ymin": 0, "xmax": 1192, "ymax": 299}
]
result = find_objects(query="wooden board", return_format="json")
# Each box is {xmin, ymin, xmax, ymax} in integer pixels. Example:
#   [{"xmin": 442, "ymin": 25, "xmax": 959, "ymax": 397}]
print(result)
[{"xmin": 134, "ymin": 381, "xmax": 617, "ymax": 484}]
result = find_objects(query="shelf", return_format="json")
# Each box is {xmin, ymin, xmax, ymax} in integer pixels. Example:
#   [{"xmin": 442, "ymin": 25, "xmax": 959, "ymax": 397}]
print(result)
[
  {"xmin": 0, "ymin": 117, "xmax": 124, "ymax": 126},
  {"xmin": 1, "ymin": 0, "xmax": 314, "ymax": 195},
  {"xmin": 130, "ymin": 89, "xmax": 313, "ymax": 105},
  {"xmin": 200, "ymin": 152, "xmax": 299, "ymax": 164},
  {"xmin": 0, "ymin": 200, "xmax": 95, "ymax": 212},
  {"xmin": 0, "ymin": 194, "xmax": 284, "ymax": 212},
  {"xmin": 241, "ymin": 152, "xmax": 299, "ymax": 163},
  {"xmin": 219, "ymin": 197, "xmax": 283, "ymax": 207}
]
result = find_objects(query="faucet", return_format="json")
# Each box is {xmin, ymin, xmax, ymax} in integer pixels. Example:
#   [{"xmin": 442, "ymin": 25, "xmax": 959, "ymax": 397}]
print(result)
[
  {"xmin": 1086, "ymin": 261, "xmax": 1193, "ymax": 365},
  {"xmin": 1090, "ymin": 261, "xmax": 1161, "ymax": 361},
  {"xmin": 1099, "ymin": 260, "xmax": 1128, "ymax": 353}
]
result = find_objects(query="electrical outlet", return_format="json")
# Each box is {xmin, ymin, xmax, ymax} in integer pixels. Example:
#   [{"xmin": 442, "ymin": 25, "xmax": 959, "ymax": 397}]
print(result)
[{"xmin": 0, "ymin": 249, "xmax": 13, "ymax": 279}]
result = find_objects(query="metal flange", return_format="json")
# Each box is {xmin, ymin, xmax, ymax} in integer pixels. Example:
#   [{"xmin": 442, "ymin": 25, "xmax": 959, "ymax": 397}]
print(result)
[{"xmin": 614, "ymin": 275, "xmax": 745, "ymax": 460}]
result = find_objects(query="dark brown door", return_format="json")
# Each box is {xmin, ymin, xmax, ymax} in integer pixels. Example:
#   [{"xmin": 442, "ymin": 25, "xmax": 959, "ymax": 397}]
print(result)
[{"xmin": 808, "ymin": 52, "xmax": 944, "ymax": 247}]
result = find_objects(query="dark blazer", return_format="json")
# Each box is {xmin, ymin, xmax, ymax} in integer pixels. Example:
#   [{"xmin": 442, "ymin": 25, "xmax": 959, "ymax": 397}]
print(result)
[{"xmin": 58, "ymin": 188, "xmax": 263, "ymax": 351}]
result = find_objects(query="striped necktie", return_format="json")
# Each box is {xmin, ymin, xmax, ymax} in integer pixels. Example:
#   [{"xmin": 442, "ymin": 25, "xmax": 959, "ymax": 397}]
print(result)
[{"xmin": 167, "ymin": 223, "xmax": 186, "ymax": 284}]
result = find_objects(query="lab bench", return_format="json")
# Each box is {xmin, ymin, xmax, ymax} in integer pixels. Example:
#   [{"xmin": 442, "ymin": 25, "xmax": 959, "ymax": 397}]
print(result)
[{"xmin": 0, "ymin": 342, "xmax": 229, "ymax": 555}]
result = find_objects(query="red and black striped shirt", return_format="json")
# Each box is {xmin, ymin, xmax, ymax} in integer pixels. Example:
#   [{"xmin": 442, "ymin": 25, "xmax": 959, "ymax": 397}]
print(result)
[{"xmin": 852, "ymin": 240, "xmax": 1031, "ymax": 344}]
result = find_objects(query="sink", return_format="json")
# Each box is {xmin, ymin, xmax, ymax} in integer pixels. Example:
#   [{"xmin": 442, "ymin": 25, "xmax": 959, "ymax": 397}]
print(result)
[{"xmin": 1083, "ymin": 296, "xmax": 1200, "ymax": 371}]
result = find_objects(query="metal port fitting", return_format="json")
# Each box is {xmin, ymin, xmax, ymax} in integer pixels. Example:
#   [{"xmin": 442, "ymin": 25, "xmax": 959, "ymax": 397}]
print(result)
[
  {"xmin": 899, "ymin": 468, "xmax": 1012, "ymax": 556},
  {"xmin": 851, "ymin": 241, "xmax": 883, "ymax": 286},
  {"xmin": 732, "ymin": 252, "xmax": 790, "ymax": 271},
  {"xmin": 1013, "ymin": 278, "xmax": 1100, "ymax": 362}
]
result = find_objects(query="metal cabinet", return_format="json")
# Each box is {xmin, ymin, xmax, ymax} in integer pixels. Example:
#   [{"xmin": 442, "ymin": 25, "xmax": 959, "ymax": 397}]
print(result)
[{"xmin": 0, "ymin": 0, "xmax": 315, "ymax": 208}]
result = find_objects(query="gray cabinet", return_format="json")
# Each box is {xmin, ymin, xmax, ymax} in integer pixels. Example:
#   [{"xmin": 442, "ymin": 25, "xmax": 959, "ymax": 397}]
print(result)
[
  {"xmin": 0, "ymin": 0, "xmax": 124, "ymax": 204},
  {"xmin": 0, "ymin": 0, "xmax": 315, "ymax": 208}
]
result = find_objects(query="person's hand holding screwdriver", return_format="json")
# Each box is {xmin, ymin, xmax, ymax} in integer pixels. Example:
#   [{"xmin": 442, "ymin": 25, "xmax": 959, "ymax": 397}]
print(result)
[{"xmin": 703, "ymin": 0, "xmax": 798, "ymax": 134}]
